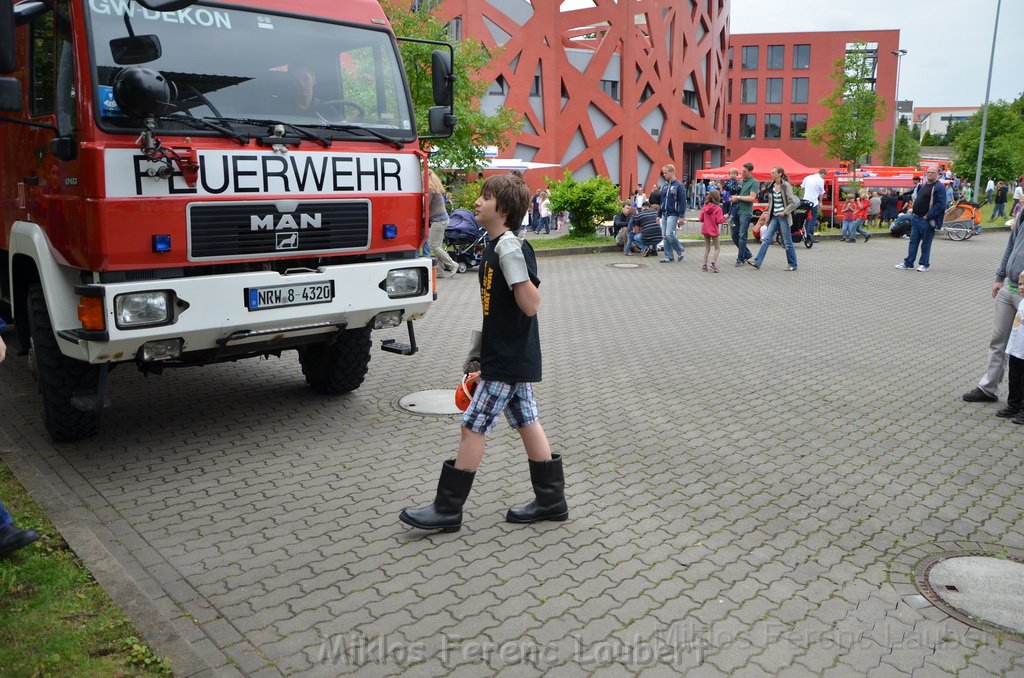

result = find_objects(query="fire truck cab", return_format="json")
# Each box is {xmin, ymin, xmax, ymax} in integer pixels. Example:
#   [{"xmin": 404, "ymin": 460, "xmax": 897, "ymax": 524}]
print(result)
[{"xmin": 0, "ymin": 0, "xmax": 455, "ymax": 440}]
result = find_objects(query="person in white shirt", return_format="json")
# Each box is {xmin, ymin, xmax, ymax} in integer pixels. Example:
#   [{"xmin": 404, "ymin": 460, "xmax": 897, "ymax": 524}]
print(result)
[
  {"xmin": 1013, "ymin": 183, "xmax": 1024, "ymax": 211},
  {"xmin": 799, "ymin": 169, "xmax": 826, "ymax": 244},
  {"xmin": 986, "ymin": 178, "xmax": 996, "ymax": 203}
]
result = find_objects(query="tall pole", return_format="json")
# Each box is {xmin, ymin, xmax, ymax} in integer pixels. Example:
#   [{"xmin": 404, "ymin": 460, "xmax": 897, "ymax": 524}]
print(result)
[
  {"xmin": 974, "ymin": 0, "xmax": 1002, "ymax": 195},
  {"xmin": 889, "ymin": 49, "xmax": 907, "ymax": 166}
]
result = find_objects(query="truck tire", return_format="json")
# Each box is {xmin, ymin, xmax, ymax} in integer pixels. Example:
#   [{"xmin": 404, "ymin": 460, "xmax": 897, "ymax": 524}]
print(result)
[
  {"xmin": 26, "ymin": 286, "xmax": 102, "ymax": 441},
  {"xmin": 298, "ymin": 326, "xmax": 372, "ymax": 395}
]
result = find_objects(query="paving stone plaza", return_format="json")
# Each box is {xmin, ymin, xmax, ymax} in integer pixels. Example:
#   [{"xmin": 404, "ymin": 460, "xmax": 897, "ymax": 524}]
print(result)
[{"xmin": 2, "ymin": 233, "xmax": 1023, "ymax": 677}]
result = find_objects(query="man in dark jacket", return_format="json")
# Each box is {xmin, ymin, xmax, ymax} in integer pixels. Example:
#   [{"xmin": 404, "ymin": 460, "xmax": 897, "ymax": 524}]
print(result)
[{"xmin": 895, "ymin": 167, "xmax": 947, "ymax": 272}]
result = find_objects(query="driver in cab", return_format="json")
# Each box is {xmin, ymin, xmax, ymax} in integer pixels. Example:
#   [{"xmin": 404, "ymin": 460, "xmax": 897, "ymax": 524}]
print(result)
[{"xmin": 287, "ymin": 64, "xmax": 318, "ymax": 115}]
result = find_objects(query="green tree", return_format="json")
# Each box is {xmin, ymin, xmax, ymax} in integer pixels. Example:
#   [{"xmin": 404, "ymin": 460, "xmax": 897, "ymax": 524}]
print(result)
[
  {"xmin": 920, "ymin": 130, "xmax": 939, "ymax": 146},
  {"xmin": 382, "ymin": 0, "xmax": 522, "ymax": 171},
  {"xmin": 884, "ymin": 118, "xmax": 921, "ymax": 167},
  {"xmin": 951, "ymin": 99, "xmax": 1024, "ymax": 182},
  {"xmin": 806, "ymin": 43, "xmax": 885, "ymax": 180},
  {"xmin": 545, "ymin": 173, "xmax": 620, "ymax": 237}
]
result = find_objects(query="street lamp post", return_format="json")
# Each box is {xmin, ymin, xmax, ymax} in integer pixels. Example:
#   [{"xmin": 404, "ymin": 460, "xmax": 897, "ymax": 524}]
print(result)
[
  {"xmin": 974, "ymin": 0, "xmax": 1002, "ymax": 197},
  {"xmin": 889, "ymin": 49, "xmax": 907, "ymax": 167}
]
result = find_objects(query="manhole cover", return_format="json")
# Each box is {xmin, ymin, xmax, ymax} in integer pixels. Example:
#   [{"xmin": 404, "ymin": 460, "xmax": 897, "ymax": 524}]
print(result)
[
  {"xmin": 396, "ymin": 389, "xmax": 461, "ymax": 415},
  {"xmin": 914, "ymin": 552, "xmax": 1024, "ymax": 635},
  {"xmin": 607, "ymin": 262, "xmax": 645, "ymax": 269}
]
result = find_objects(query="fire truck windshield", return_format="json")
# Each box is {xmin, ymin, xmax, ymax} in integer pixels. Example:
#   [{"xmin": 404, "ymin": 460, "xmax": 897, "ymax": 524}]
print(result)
[{"xmin": 86, "ymin": 2, "xmax": 415, "ymax": 142}]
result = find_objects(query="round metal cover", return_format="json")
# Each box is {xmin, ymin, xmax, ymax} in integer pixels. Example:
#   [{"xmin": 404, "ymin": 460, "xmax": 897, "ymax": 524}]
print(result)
[
  {"xmin": 914, "ymin": 552, "xmax": 1024, "ymax": 635},
  {"xmin": 608, "ymin": 262, "xmax": 645, "ymax": 269},
  {"xmin": 397, "ymin": 389, "xmax": 461, "ymax": 416}
]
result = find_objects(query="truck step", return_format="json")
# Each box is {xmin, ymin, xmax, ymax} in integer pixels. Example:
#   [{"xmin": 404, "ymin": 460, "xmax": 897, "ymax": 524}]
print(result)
[
  {"xmin": 380, "ymin": 339, "xmax": 416, "ymax": 356},
  {"xmin": 70, "ymin": 393, "xmax": 111, "ymax": 412}
]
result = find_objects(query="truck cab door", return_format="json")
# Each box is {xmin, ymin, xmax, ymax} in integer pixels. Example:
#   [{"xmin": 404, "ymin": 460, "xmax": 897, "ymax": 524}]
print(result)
[{"xmin": 24, "ymin": 0, "xmax": 84, "ymax": 261}]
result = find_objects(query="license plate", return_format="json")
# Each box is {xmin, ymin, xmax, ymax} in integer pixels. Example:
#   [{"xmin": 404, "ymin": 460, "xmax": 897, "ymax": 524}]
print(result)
[{"xmin": 245, "ymin": 281, "xmax": 334, "ymax": 311}]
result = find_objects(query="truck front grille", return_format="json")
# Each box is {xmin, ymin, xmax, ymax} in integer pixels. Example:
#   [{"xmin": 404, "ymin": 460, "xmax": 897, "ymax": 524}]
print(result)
[{"xmin": 188, "ymin": 200, "xmax": 371, "ymax": 260}]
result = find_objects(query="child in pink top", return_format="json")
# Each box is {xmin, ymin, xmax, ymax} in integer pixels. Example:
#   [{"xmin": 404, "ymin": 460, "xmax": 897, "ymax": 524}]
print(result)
[{"xmin": 700, "ymin": 189, "xmax": 726, "ymax": 272}]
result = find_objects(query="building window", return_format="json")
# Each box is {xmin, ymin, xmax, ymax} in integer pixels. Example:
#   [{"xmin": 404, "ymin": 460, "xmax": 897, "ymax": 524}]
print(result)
[
  {"xmin": 487, "ymin": 75, "xmax": 507, "ymax": 96},
  {"xmin": 447, "ymin": 16, "xmax": 462, "ymax": 42},
  {"xmin": 741, "ymin": 45, "xmax": 758, "ymax": 70},
  {"xmin": 727, "ymin": 113, "xmax": 731, "ymax": 140},
  {"xmin": 740, "ymin": 78, "xmax": 757, "ymax": 104},
  {"xmin": 728, "ymin": 78, "xmax": 733, "ymax": 104},
  {"xmin": 791, "ymin": 77, "xmax": 808, "ymax": 104},
  {"xmin": 790, "ymin": 114, "xmax": 808, "ymax": 138},
  {"xmin": 530, "ymin": 75, "xmax": 541, "ymax": 97},
  {"xmin": 682, "ymin": 89, "xmax": 698, "ymax": 110},
  {"xmin": 767, "ymin": 45, "xmax": 784, "ymax": 70},
  {"xmin": 793, "ymin": 44, "xmax": 810, "ymax": 69},
  {"xmin": 739, "ymin": 114, "xmax": 756, "ymax": 139},
  {"xmin": 728, "ymin": 46, "xmax": 734, "ymax": 69},
  {"xmin": 766, "ymin": 78, "xmax": 782, "ymax": 104},
  {"xmin": 764, "ymin": 114, "xmax": 781, "ymax": 139},
  {"xmin": 599, "ymin": 79, "xmax": 620, "ymax": 101}
]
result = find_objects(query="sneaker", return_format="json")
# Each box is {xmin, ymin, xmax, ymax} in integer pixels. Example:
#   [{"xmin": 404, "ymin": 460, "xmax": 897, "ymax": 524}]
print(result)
[
  {"xmin": 745, "ymin": 259, "xmax": 759, "ymax": 269},
  {"xmin": 784, "ymin": 266, "xmax": 797, "ymax": 271},
  {"xmin": 963, "ymin": 387, "xmax": 997, "ymax": 403},
  {"xmin": 660, "ymin": 259, "xmax": 674, "ymax": 263},
  {"xmin": 895, "ymin": 263, "xmax": 911, "ymax": 270},
  {"xmin": 864, "ymin": 233, "xmax": 872, "ymax": 242},
  {"xmin": 995, "ymin": 406, "xmax": 1021, "ymax": 418},
  {"xmin": 701, "ymin": 264, "xmax": 708, "ymax": 272},
  {"xmin": 709, "ymin": 262, "xmax": 719, "ymax": 273},
  {"xmin": 1013, "ymin": 411, "xmax": 1024, "ymax": 425},
  {"xmin": 676, "ymin": 253, "xmax": 685, "ymax": 262},
  {"xmin": 902, "ymin": 234, "xmax": 910, "ymax": 239},
  {"xmin": 0, "ymin": 523, "xmax": 41, "ymax": 557},
  {"xmin": 916, "ymin": 265, "xmax": 929, "ymax": 272},
  {"xmin": 735, "ymin": 261, "xmax": 744, "ymax": 267}
]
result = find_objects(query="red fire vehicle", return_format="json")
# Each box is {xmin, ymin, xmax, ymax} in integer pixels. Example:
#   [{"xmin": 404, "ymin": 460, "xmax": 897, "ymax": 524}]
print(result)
[{"xmin": 0, "ymin": 0, "xmax": 456, "ymax": 440}]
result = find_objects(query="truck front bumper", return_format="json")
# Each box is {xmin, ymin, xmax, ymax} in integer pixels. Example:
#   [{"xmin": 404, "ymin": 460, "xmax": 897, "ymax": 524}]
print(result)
[{"xmin": 57, "ymin": 259, "xmax": 433, "ymax": 364}]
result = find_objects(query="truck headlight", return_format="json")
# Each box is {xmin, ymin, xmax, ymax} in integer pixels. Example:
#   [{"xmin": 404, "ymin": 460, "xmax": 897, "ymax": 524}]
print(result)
[
  {"xmin": 384, "ymin": 268, "xmax": 425, "ymax": 298},
  {"xmin": 114, "ymin": 291, "xmax": 171, "ymax": 329}
]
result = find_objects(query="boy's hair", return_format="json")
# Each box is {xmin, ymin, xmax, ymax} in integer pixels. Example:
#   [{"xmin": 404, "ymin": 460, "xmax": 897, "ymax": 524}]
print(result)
[{"xmin": 481, "ymin": 173, "xmax": 530, "ymax": 229}]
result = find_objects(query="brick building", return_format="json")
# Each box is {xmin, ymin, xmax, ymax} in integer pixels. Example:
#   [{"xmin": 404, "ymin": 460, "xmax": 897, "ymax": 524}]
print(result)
[
  {"xmin": 726, "ymin": 30, "xmax": 901, "ymax": 169},
  {"xmin": 427, "ymin": 0, "xmax": 729, "ymax": 191}
]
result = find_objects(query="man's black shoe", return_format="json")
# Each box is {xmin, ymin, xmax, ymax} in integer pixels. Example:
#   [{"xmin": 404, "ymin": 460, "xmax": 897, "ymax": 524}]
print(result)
[
  {"xmin": 962, "ymin": 387, "xmax": 997, "ymax": 403},
  {"xmin": 0, "ymin": 524, "xmax": 41, "ymax": 556},
  {"xmin": 995, "ymin": 406, "xmax": 1021, "ymax": 418}
]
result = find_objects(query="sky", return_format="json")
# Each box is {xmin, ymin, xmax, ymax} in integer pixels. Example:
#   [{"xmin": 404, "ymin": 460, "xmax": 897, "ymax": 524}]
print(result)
[{"xmin": 729, "ymin": 0, "xmax": 1022, "ymax": 109}]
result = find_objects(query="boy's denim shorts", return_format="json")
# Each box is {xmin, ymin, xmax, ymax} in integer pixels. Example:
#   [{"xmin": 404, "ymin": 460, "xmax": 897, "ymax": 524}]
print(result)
[{"xmin": 461, "ymin": 380, "xmax": 539, "ymax": 434}]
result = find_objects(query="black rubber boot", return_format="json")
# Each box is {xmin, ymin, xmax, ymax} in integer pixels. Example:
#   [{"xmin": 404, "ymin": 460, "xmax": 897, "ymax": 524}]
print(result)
[
  {"xmin": 0, "ymin": 523, "xmax": 41, "ymax": 557},
  {"xmin": 400, "ymin": 460, "xmax": 475, "ymax": 532},
  {"xmin": 506, "ymin": 455, "xmax": 569, "ymax": 524}
]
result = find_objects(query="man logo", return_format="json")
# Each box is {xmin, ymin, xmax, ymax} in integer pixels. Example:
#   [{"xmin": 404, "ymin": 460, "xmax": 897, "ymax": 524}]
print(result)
[{"xmin": 276, "ymin": 232, "xmax": 299, "ymax": 250}]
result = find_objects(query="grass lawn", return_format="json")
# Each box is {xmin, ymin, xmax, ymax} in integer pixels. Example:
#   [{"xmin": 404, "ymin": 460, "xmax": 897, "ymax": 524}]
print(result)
[
  {"xmin": 0, "ymin": 463, "xmax": 171, "ymax": 677},
  {"xmin": 527, "ymin": 232, "xmax": 616, "ymax": 250}
]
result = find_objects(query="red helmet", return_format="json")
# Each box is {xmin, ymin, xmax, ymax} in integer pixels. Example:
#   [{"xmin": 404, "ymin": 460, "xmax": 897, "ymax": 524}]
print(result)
[{"xmin": 455, "ymin": 372, "xmax": 480, "ymax": 411}]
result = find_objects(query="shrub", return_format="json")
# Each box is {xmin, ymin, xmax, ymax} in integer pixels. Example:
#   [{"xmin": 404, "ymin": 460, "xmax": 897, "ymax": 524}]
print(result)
[{"xmin": 545, "ymin": 173, "xmax": 621, "ymax": 237}]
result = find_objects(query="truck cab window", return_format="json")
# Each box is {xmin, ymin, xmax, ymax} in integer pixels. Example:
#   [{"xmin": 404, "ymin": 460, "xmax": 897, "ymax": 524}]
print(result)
[{"xmin": 30, "ymin": 9, "xmax": 55, "ymax": 115}]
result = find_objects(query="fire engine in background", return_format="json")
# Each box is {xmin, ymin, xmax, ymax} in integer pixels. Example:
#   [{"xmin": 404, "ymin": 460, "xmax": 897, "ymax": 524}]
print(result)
[{"xmin": 0, "ymin": 0, "xmax": 456, "ymax": 440}]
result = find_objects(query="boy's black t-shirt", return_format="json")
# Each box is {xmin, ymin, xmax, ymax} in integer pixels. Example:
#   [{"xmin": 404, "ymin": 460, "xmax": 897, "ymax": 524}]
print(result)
[{"xmin": 478, "ymin": 232, "xmax": 542, "ymax": 383}]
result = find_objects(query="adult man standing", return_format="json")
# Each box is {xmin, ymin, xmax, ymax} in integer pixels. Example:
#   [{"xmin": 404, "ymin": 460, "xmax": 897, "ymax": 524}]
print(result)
[
  {"xmin": 658, "ymin": 164, "xmax": 687, "ymax": 263},
  {"xmin": 1014, "ymin": 182, "xmax": 1024, "ymax": 212},
  {"xmin": 986, "ymin": 178, "xmax": 996, "ymax": 203},
  {"xmin": 895, "ymin": 167, "xmax": 946, "ymax": 272},
  {"xmin": 799, "ymin": 169, "xmax": 826, "ymax": 243},
  {"xmin": 991, "ymin": 182, "xmax": 1008, "ymax": 222},
  {"xmin": 963, "ymin": 206, "xmax": 1024, "ymax": 404},
  {"xmin": 731, "ymin": 162, "xmax": 759, "ymax": 266}
]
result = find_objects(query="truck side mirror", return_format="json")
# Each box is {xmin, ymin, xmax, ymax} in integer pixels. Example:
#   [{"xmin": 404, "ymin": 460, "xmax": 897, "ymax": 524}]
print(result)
[
  {"xmin": 428, "ymin": 106, "xmax": 455, "ymax": 137},
  {"xmin": 111, "ymin": 35, "xmax": 162, "ymax": 65},
  {"xmin": 135, "ymin": 0, "xmax": 197, "ymax": 10},
  {"xmin": 0, "ymin": 77, "xmax": 22, "ymax": 111},
  {"xmin": 430, "ymin": 50, "xmax": 452, "ymax": 106},
  {"xmin": 0, "ymin": 1, "xmax": 14, "ymax": 74}
]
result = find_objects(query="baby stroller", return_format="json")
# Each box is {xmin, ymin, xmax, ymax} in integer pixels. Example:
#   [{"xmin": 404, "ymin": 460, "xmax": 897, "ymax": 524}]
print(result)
[
  {"xmin": 443, "ymin": 209, "xmax": 488, "ymax": 273},
  {"xmin": 752, "ymin": 201, "xmax": 813, "ymax": 249},
  {"xmin": 943, "ymin": 200, "xmax": 983, "ymax": 241}
]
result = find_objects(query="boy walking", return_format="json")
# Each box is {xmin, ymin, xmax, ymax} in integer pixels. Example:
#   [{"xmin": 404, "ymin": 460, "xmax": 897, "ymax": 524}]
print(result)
[{"xmin": 400, "ymin": 174, "xmax": 567, "ymax": 532}]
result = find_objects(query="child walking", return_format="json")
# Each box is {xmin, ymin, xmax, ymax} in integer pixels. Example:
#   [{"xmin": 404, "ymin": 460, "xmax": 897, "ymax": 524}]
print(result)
[
  {"xmin": 700, "ymin": 189, "xmax": 725, "ymax": 272},
  {"xmin": 400, "ymin": 173, "xmax": 567, "ymax": 532}
]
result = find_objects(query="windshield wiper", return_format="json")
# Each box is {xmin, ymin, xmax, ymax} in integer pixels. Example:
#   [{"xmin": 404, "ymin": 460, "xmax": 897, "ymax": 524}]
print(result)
[
  {"xmin": 205, "ymin": 117, "xmax": 332, "ymax": 148},
  {"xmin": 309, "ymin": 123, "xmax": 405, "ymax": 149},
  {"xmin": 161, "ymin": 113, "xmax": 250, "ymax": 145}
]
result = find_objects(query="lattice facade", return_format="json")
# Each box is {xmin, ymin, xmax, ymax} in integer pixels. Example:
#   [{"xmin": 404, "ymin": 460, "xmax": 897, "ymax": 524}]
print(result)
[{"xmin": 430, "ymin": 0, "xmax": 729, "ymax": 192}]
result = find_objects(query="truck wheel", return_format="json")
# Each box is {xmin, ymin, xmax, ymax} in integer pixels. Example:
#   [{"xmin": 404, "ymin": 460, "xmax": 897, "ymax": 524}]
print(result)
[
  {"xmin": 298, "ymin": 326, "xmax": 372, "ymax": 395},
  {"xmin": 26, "ymin": 286, "xmax": 102, "ymax": 441}
]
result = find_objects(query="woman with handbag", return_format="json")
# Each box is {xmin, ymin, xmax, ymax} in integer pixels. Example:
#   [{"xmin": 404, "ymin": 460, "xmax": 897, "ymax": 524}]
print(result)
[{"xmin": 748, "ymin": 166, "xmax": 799, "ymax": 271}]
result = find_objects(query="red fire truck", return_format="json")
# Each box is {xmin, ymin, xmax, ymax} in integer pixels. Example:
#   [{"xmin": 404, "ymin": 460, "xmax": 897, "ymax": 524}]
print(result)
[{"xmin": 0, "ymin": 0, "xmax": 456, "ymax": 440}]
